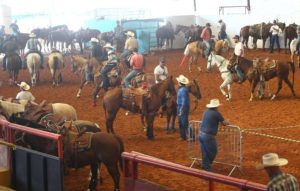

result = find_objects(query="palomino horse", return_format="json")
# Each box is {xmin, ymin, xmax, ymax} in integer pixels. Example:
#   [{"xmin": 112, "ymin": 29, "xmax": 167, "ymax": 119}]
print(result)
[
  {"xmin": 103, "ymin": 77, "xmax": 176, "ymax": 140},
  {"xmin": 71, "ymin": 55, "xmax": 103, "ymax": 97},
  {"xmin": 156, "ymin": 22, "xmax": 175, "ymax": 49},
  {"xmin": 284, "ymin": 24, "xmax": 297, "ymax": 53},
  {"xmin": 5, "ymin": 52, "xmax": 22, "ymax": 85},
  {"xmin": 229, "ymin": 54, "xmax": 295, "ymax": 101},
  {"xmin": 290, "ymin": 39, "xmax": 300, "ymax": 64},
  {"xmin": 48, "ymin": 50, "xmax": 64, "ymax": 86},
  {"xmin": 26, "ymin": 53, "xmax": 40, "ymax": 86}
]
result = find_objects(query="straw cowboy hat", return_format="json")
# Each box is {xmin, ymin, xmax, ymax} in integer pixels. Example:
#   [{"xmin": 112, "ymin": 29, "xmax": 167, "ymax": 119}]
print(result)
[
  {"xmin": 90, "ymin": 37, "xmax": 99, "ymax": 43},
  {"xmin": 176, "ymin": 75, "xmax": 189, "ymax": 85},
  {"xmin": 29, "ymin": 33, "xmax": 36, "ymax": 38},
  {"xmin": 206, "ymin": 99, "xmax": 222, "ymax": 108},
  {"xmin": 18, "ymin": 81, "xmax": 30, "ymax": 91},
  {"xmin": 125, "ymin": 31, "xmax": 135, "ymax": 37},
  {"xmin": 103, "ymin": 43, "xmax": 114, "ymax": 49},
  {"xmin": 256, "ymin": 153, "xmax": 288, "ymax": 170}
]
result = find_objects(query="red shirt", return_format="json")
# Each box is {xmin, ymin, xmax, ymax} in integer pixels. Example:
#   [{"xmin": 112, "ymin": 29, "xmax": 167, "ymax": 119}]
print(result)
[
  {"xmin": 201, "ymin": 27, "xmax": 211, "ymax": 41},
  {"xmin": 130, "ymin": 53, "xmax": 144, "ymax": 70}
]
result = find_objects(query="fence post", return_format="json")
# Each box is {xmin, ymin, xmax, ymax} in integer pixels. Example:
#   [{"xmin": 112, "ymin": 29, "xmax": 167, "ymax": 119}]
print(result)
[
  {"xmin": 131, "ymin": 160, "xmax": 138, "ymax": 179},
  {"xmin": 209, "ymin": 180, "xmax": 214, "ymax": 191}
]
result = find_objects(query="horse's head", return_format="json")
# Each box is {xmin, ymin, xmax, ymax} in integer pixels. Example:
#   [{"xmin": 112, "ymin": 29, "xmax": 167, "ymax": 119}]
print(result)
[{"xmin": 188, "ymin": 80, "xmax": 202, "ymax": 100}]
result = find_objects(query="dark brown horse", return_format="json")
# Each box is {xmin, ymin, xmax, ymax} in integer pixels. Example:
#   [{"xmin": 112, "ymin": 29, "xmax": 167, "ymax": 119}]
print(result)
[
  {"xmin": 48, "ymin": 29, "xmax": 74, "ymax": 52},
  {"xmin": 74, "ymin": 28, "xmax": 101, "ymax": 54},
  {"xmin": 175, "ymin": 25, "xmax": 203, "ymax": 44},
  {"xmin": 156, "ymin": 22, "xmax": 175, "ymax": 49},
  {"xmin": 103, "ymin": 77, "xmax": 176, "ymax": 140},
  {"xmin": 5, "ymin": 52, "xmax": 22, "ymax": 85},
  {"xmin": 229, "ymin": 54, "xmax": 295, "ymax": 101},
  {"xmin": 284, "ymin": 24, "xmax": 297, "ymax": 53}
]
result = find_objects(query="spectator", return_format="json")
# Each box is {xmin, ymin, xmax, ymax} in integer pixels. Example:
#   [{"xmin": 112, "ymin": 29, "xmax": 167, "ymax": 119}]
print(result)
[
  {"xmin": 269, "ymin": 20, "xmax": 282, "ymax": 53},
  {"xmin": 232, "ymin": 35, "xmax": 245, "ymax": 83},
  {"xmin": 257, "ymin": 153, "xmax": 299, "ymax": 191},
  {"xmin": 16, "ymin": 81, "xmax": 35, "ymax": 102},
  {"xmin": 200, "ymin": 23, "xmax": 212, "ymax": 58},
  {"xmin": 24, "ymin": 33, "xmax": 44, "ymax": 69},
  {"xmin": 199, "ymin": 99, "xmax": 228, "ymax": 171},
  {"xmin": 123, "ymin": 48, "xmax": 144, "ymax": 88},
  {"xmin": 218, "ymin": 19, "xmax": 227, "ymax": 40},
  {"xmin": 176, "ymin": 75, "xmax": 190, "ymax": 141},
  {"xmin": 121, "ymin": 31, "xmax": 139, "ymax": 60},
  {"xmin": 154, "ymin": 56, "xmax": 168, "ymax": 84}
]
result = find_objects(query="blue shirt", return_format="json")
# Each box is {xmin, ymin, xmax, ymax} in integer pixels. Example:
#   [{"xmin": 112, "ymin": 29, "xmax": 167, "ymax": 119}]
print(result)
[
  {"xmin": 200, "ymin": 108, "xmax": 224, "ymax": 136},
  {"xmin": 177, "ymin": 86, "xmax": 190, "ymax": 114}
]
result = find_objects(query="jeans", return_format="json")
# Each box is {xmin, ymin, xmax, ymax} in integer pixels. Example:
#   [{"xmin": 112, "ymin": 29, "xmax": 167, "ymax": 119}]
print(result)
[
  {"xmin": 199, "ymin": 133, "xmax": 217, "ymax": 171},
  {"xmin": 100, "ymin": 63, "xmax": 116, "ymax": 89},
  {"xmin": 124, "ymin": 69, "xmax": 141, "ymax": 87},
  {"xmin": 203, "ymin": 40, "xmax": 210, "ymax": 58},
  {"xmin": 178, "ymin": 111, "xmax": 189, "ymax": 140},
  {"xmin": 270, "ymin": 34, "xmax": 280, "ymax": 52},
  {"xmin": 235, "ymin": 65, "xmax": 243, "ymax": 81},
  {"xmin": 219, "ymin": 30, "xmax": 227, "ymax": 40}
]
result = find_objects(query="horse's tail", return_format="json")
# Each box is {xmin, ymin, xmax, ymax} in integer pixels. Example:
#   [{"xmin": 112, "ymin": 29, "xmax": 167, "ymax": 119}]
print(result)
[
  {"xmin": 114, "ymin": 135, "xmax": 124, "ymax": 171},
  {"xmin": 53, "ymin": 56, "xmax": 59, "ymax": 70},
  {"xmin": 288, "ymin": 61, "xmax": 295, "ymax": 86}
]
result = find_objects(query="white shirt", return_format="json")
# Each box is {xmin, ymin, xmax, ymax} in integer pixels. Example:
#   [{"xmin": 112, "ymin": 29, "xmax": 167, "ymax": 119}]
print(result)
[
  {"xmin": 154, "ymin": 65, "xmax": 168, "ymax": 83},
  {"xmin": 269, "ymin": 25, "xmax": 282, "ymax": 35},
  {"xmin": 234, "ymin": 42, "xmax": 244, "ymax": 57},
  {"xmin": 16, "ymin": 91, "xmax": 35, "ymax": 101}
]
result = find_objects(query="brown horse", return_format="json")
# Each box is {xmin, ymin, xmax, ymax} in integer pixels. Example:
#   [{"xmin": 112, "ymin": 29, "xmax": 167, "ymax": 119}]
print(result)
[
  {"xmin": 284, "ymin": 24, "xmax": 297, "ymax": 53},
  {"xmin": 174, "ymin": 25, "xmax": 203, "ymax": 43},
  {"xmin": 156, "ymin": 22, "xmax": 175, "ymax": 49},
  {"xmin": 103, "ymin": 77, "xmax": 176, "ymax": 140},
  {"xmin": 5, "ymin": 52, "xmax": 22, "ymax": 85},
  {"xmin": 229, "ymin": 54, "xmax": 295, "ymax": 101}
]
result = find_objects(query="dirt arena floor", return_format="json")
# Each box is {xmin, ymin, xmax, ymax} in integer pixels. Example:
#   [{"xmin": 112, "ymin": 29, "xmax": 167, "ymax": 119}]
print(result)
[{"xmin": 1, "ymin": 48, "xmax": 300, "ymax": 191}]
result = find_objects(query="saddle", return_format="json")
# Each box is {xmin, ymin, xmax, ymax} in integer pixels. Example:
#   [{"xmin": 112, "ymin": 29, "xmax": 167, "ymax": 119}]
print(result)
[
  {"xmin": 122, "ymin": 87, "xmax": 149, "ymax": 113},
  {"xmin": 23, "ymin": 100, "xmax": 53, "ymax": 122},
  {"xmin": 68, "ymin": 131, "xmax": 93, "ymax": 152},
  {"xmin": 253, "ymin": 58, "xmax": 277, "ymax": 73}
]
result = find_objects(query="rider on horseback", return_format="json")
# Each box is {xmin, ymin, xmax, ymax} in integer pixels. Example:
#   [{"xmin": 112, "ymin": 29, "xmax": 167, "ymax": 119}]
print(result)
[
  {"xmin": 101, "ymin": 43, "xmax": 118, "ymax": 90},
  {"xmin": 201, "ymin": 23, "xmax": 212, "ymax": 58},
  {"xmin": 1, "ymin": 35, "xmax": 19, "ymax": 71},
  {"xmin": 120, "ymin": 31, "xmax": 138, "ymax": 62},
  {"xmin": 9, "ymin": 20, "xmax": 20, "ymax": 37},
  {"xmin": 231, "ymin": 35, "xmax": 245, "ymax": 83},
  {"xmin": 91, "ymin": 37, "xmax": 105, "ymax": 61},
  {"xmin": 24, "ymin": 33, "xmax": 44, "ymax": 69}
]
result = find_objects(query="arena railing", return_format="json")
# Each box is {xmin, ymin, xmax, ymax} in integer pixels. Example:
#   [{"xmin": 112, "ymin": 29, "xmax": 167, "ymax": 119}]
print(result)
[{"xmin": 122, "ymin": 151, "xmax": 266, "ymax": 191}]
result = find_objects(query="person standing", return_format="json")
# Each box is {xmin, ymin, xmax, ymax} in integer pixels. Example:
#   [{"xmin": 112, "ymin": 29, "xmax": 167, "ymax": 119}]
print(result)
[
  {"xmin": 269, "ymin": 20, "xmax": 282, "ymax": 53},
  {"xmin": 123, "ymin": 48, "xmax": 144, "ymax": 88},
  {"xmin": 199, "ymin": 99, "xmax": 228, "ymax": 171},
  {"xmin": 232, "ymin": 35, "xmax": 245, "ymax": 83},
  {"xmin": 154, "ymin": 56, "xmax": 168, "ymax": 84},
  {"xmin": 218, "ymin": 19, "xmax": 227, "ymax": 40},
  {"xmin": 16, "ymin": 81, "xmax": 35, "ymax": 102},
  {"xmin": 176, "ymin": 75, "xmax": 190, "ymax": 141},
  {"xmin": 24, "ymin": 33, "xmax": 44, "ymax": 69},
  {"xmin": 200, "ymin": 23, "xmax": 212, "ymax": 58},
  {"xmin": 257, "ymin": 153, "xmax": 299, "ymax": 191}
]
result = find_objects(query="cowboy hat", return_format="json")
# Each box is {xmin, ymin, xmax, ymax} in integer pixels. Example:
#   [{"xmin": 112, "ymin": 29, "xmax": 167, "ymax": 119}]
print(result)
[
  {"xmin": 103, "ymin": 43, "xmax": 114, "ymax": 49},
  {"xmin": 206, "ymin": 99, "xmax": 222, "ymax": 108},
  {"xmin": 176, "ymin": 75, "xmax": 189, "ymax": 85},
  {"xmin": 18, "ymin": 81, "xmax": 30, "ymax": 91},
  {"xmin": 256, "ymin": 153, "xmax": 288, "ymax": 170},
  {"xmin": 125, "ymin": 31, "xmax": 135, "ymax": 37},
  {"xmin": 90, "ymin": 37, "xmax": 99, "ymax": 43},
  {"xmin": 232, "ymin": 35, "xmax": 240, "ymax": 40},
  {"xmin": 29, "ymin": 33, "xmax": 36, "ymax": 38}
]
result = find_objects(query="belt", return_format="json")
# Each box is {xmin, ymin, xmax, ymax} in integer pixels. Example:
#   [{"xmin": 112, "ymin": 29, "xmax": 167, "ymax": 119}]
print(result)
[{"xmin": 200, "ymin": 131, "xmax": 215, "ymax": 137}]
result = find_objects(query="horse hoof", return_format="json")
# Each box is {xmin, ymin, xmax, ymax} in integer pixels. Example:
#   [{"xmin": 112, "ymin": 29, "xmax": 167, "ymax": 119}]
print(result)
[
  {"xmin": 76, "ymin": 94, "xmax": 80, "ymax": 98},
  {"xmin": 271, "ymin": 95, "xmax": 276, "ymax": 100},
  {"xmin": 96, "ymin": 95, "xmax": 99, "ymax": 99}
]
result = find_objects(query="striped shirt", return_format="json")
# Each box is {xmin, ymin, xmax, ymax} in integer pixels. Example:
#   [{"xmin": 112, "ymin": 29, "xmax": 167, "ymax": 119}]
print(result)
[{"xmin": 267, "ymin": 173, "xmax": 299, "ymax": 191}]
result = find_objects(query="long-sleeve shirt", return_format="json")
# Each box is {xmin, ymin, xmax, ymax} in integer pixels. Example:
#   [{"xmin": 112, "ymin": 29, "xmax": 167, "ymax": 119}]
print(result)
[
  {"xmin": 26, "ymin": 38, "xmax": 41, "ymax": 51},
  {"xmin": 177, "ymin": 86, "xmax": 190, "ymax": 114}
]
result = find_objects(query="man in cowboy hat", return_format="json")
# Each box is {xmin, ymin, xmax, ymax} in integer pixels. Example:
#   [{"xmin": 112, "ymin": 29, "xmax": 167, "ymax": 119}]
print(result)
[
  {"xmin": 100, "ymin": 47, "xmax": 118, "ymax": 91},
  {"xmin": 257, "ymin": 153, "xmax": 299, "ymax": 190},
  {"xmin": 176, "ymin": 75, "xmax": 191, "ymax": 141},
  {"xmin": 269, "ymin": 20, "xmax": 282, "ymax": 53},
  {"xmin": 24, "ymin": 33, "xmax": 44, "ymax": 69},
  {"xmin": 200, "ymin": 23, "xmax": 213, "ymax": 58},
  {"xmin": 231, "ymin": 35, "xmax": 245, "ymax": 83},
  {"xmin": 121, "ymin": 30, "xmax": 139, "ymax": 60},
  {"xmin": 16, "ymin": 81, "xmax": 35, "ymax": 102},
  {"xmin": 199, "ymin": 99, "xmax": 229, "ymax": 171},
  {"xmin": 90, "ymin": 37, "xmax": 105, "ymax": 60}
]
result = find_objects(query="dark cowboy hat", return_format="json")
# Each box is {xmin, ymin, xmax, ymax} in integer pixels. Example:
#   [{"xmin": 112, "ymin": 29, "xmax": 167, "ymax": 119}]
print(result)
[
  {"xmin": 232, "ymin": 35, "xmax": 240, "ymax": 40},
  {"xmin": 218, "ymin": 19, "xmax": 222, "ymax": 23},
  {"xmin": 206, "ymin": 23, "xmax": 211, "ymax": 27}
]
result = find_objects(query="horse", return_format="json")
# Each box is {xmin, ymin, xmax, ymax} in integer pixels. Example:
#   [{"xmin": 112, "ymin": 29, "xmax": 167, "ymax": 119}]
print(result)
[
  {"xmin": 74, "ymin": 28, "xmax": 101, "ymax": 54},
  {"xmin": 48, "ymin": 50, "xmax": 64, "ymax": 86},
  {"xmin": 290, "ymin": 39, "xmax": 299, "ymax": 65},
  {"xmin": 48, "ymin": 29, "xmax": 74, "ymax": 52},
  {"xmin": 5, "ymin": 52, "xmax": 22, "ymax": 85},
  {"xmin": 214, "ymin": 39, "xmax": 229, "ymax": 55},
  {"xmin": 174, "ymin": 25, "xmax": 202, "ymax": 44},
  {"xmin": 31, "ymin": 28, "xmax": 50, "ymax": 52},
  {"xmin": 284, "ymin": 24, "xmax": 297, "ymax": 53},
  {"xmin": 26, "ymin": 53, "xmax": 40, "ymax": 86},
  {"xmin": 229, "ymin": 54, "xmax": 295, "ymax": 101},
  {"xmin": 70, "ymin": 55, "xmax": 103, "ymax": 98},
  {"xmin": 156, "ymin": 22, "xmax": 175, "ymax": 49},
  {"xmin": 102, "ymin": 77, "xmax": 176, "ymax": 140}
]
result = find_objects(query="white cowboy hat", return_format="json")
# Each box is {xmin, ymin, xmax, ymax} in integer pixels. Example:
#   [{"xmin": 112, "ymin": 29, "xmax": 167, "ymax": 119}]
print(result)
[
  {"xmin": 176, "ymin": 75, "xmax": 189, "ymax": 85},
  {"xmin": 256, "ymin": 153, "xmax": 288, "ymax": 170},
  {"xmin": 103, "ymin": 43, "xmax": 114, "ymax": 49},
  {"xmin": 206, "ymin": 99, "xmax": 222, "ymax": 108},
  {"xmin": 18, "ymin": 81, "xmax": 30, "ymax": 91},
  {"xmin": 125, "ymin": 31, "xmax": 135, "ymax": 37},
  {"xmin": 29, "ymin": 33, "xmax": 36, "ymax": 38},
  {"xmin": 90, "ymin": 37, "xmax": 99, "ymax": 43}
]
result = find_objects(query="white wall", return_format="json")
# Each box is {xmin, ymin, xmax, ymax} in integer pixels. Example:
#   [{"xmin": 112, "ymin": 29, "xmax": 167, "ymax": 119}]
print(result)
[{"xmin": 0, "ymin": 4, "xmax": 12, "ymax": 33}]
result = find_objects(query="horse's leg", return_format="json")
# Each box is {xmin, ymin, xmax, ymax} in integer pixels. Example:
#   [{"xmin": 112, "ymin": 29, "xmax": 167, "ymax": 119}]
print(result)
[
  {"xmin": 188, "ymin": 56, "xmax": 193, "ymax": 72},
  {"xmin": 271, "ymin": 79, "xmax": 283, "ymax": 100},
  {"xmin": 105, "ymin": 163, "xmax": 120, "ymax": 191},
  {"xmin": 76, "ymin": 75, "xmax": 85, "ymax": 98},
  {"xmin": 220, "ymin": 78, "xmax": 231, "ymax": 100},
  {"xmin": 249, "ymin": 80, "xmax": 258, "ymax": 102},
  {"xmin": 92, "ymin": 80, "xmax": 102, "ymax": 106},
  {"xmin": 283, "ymin": 77, "xmax": 296, "ymax": 97},
  {"xmin": 88, "ymin": 163, "xmax": 98, "ymax": 190},
  {"xmin": 170, "ymin": 108, "xmax": 177, "ymax": 132},
  {"xmin": 146, "ymin": 113, "xmax": 155, "ymax": 140},
  {"xmin": 227, "ymin": 83, "xmax": 232, "ymax": 101},
  {"xmin": 195, "ymin": 54, "xmax": 201, "ymax": 72},
  {"xmin": 166, "ymin": 111, "xmax": 171, "ymax": 132}
]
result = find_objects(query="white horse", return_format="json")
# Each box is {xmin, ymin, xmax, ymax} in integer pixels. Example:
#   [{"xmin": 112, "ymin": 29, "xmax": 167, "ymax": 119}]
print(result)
[
  {"xmin": 290, "ymin": 39, "xmax": 299, "ymax": 64},
  {"xmin": 48, "ymin": 51, "xmax": 64, "ymax": 86},
  {"xmin": 207, "ymin": 53, "xmax": 233, "ymax": 101},
  {"xmin": 26, "ymin": 53, "xmax": 41, "ymax": 86}
]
